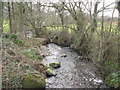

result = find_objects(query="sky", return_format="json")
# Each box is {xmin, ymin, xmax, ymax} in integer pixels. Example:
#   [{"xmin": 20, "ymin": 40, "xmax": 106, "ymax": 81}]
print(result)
[
  {"xmin": 2, "ymin": 0, "xmax": 119, "ymax": 17},
  {"xmin": 34, "ymin": 0, "xmax": 119, "ymax": 17},
  {"xmin": 69, "ymin": 0, "xmax": 118, "ymax": 17},
  {"xmin": 97, "ymin": 0, "xmax": 118, "ymax": 17}
]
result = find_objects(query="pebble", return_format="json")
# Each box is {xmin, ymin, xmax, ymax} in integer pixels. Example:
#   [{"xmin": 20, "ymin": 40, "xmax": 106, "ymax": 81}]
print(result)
[{"xmin": 60, "ymin": 54, "xmax": 67, "ymax": 57}]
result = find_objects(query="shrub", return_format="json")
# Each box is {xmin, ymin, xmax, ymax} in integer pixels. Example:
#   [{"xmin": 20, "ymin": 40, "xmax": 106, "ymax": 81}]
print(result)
[
  {"xmin": 104, "ymin": 61, "xmax": 118, "ymax": 74},
  {"xmin": 105, "ymin": 71, "xmax": 120, "ymax": 88},
  {"xmin": 90, "ymin": 28, "xmax": 119, "ymax": 88},
  {"xmin": 9, "ymin": 34, "xmax": 24, "ymax": 46},
  {"xmin": 10, "ymin": 34, "xmax": 18, "ymax": 40},
  {"xmin": 14, "ymin": 39, "xmax": 24, "ymax": 46},
  {"xmin": 22, "ymin": 49, "xmax": 43, "ymax": 60}
]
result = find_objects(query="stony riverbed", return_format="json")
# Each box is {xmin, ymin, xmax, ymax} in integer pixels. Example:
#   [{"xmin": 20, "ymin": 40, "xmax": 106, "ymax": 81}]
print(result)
[{"xmin": 41, "ymin": 43, "xmax": 108, "ymax": 88}]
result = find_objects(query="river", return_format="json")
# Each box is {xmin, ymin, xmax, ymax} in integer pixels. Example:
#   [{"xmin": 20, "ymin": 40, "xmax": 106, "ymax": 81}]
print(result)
[{"xmin": 41, "ymin": 43, "xmax": 107, "ymax": 88}]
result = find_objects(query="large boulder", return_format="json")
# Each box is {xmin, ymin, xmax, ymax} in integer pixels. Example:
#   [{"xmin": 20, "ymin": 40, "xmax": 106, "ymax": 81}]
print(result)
[
  {"xmin": 21, "ymin": 69, "xmax": 46, "ymax": 88},
  {"xmin": 49, "ymin": 62, "xmax": 61, "ymax": 68}
]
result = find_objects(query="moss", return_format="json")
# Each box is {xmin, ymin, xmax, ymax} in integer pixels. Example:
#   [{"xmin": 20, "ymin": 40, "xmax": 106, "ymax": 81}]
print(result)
[
  {"xmin": 46, "ymin": 68, "xmax": 56, "ymax": 77},
  {"xmin": 44, "ymin": 65, "xmax": 51, "ymax": 70},
  {"xmin": 49, "ymin": 62, "xmax": 61, "ymax": 68},
  {"xmin": 22, "ymin": 73, "xmax": 46, "ymax": 88}
]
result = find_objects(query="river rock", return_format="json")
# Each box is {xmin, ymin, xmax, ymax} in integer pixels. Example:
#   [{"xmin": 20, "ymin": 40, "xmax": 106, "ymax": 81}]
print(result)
[
  {"xmin": 60, "ymin": 54, "xmax": 67, "ymax": 57},
  {"xmin": 78, "ymin": 56, "xmax": 84, "ymax": 60},
  {"xmin": 49, "ymin": 62, "xmax": 61, "ymax": 68},
  {"xmin": 41, "ymin": 54, "xmax": 45, "ymax": 57},
  {"xmin": 53, "ymin": 57, "xmax": 57, "ymax": 59},
  {"xmin": 46, "ymin": 68, "xmax": 57, "ymax": 77},
  {"xmin": 21, "ymin": 73, "xmax": 46, "ymax": 88}
]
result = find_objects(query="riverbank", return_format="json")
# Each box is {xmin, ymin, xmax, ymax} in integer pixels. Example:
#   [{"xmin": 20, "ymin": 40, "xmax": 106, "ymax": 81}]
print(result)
[
  {"xmin": 2, "ymin": 35, "xmax": 48, "ymax": 88},
  {"xmin": 1, "ymin": 34, "xmax": 109, "ymax": 88}
]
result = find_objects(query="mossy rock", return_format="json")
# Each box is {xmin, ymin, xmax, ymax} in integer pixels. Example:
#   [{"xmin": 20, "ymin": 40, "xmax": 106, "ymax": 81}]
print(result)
[
  {"xmin": 43, "ymin": 65, "xmax": 52, "ymax": 71},
  {"xmin": 46, "ymin": 68, "xmax": 57, "ymax": 77},
  {"xmin": 22, "ymin": 73, "xmax": 46, "ymax": 88},
  {"xmin": 49, "ymin": 62, "xmax": 61, "ymax": 68}
]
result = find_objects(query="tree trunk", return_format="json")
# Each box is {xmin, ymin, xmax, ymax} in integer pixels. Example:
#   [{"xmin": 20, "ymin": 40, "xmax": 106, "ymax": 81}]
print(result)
[
  {"xmin": 0, "ymin": 1, "xmax": 3, "ymax": 36},
  {"xmin": 8, "ymin": 2, "xmax": 12, "ymax": 33},
  {"xmin": 0, "ymin": 2, "xmax": 3, "ymax": 89},
  {"xmin": 117, "ymin": 1, "xmax": 120, "ymax": 27},
  {"xmin": 11, "ymin": 2, "xmax": 17, "ymax": 33},
  {"xmin": 92, "ymin": 2, "xmax": 99, "ymax": 32},
  {"xmin": 116, "ymin": 1, "xmax": 120, "ymax": 67}
]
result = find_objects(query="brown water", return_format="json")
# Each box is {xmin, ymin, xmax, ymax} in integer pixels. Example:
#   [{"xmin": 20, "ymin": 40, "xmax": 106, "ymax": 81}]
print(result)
[{"xmin": 42, "ymin": 43, "xmax": 107, "ymax": 88}]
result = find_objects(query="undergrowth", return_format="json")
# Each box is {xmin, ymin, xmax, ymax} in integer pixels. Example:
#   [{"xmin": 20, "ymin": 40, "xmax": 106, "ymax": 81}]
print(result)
[{"xmin": 2, "ymin": 34, "xmax": 45, "ymax": 88}]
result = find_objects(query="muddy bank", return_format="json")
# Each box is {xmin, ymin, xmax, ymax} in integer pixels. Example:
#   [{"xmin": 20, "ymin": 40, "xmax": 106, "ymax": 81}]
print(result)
[{"xmin": 40, "ymin": 43, "xmax": 108, "ymax": 88}]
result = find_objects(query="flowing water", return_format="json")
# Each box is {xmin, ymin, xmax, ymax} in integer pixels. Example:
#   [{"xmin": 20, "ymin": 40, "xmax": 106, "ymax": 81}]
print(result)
[{"xmin": 42, "ymin": 43, "xmax": 107, "ymax": 88}]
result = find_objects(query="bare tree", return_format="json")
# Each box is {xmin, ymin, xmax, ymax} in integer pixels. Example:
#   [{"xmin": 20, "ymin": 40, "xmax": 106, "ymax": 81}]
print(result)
[
  {"xmin": 61, "ymin": 2, "xmax": 91, "ymax": 55},
  {"xmin": 8, "ymin": 2, "xmax": 12, "ymax": 33},
  {"xmin": 92, "ymin": 1, "xmax": 100, "ymax": 32},
  {"xmin": 64, "ymin": 2, "xmax": 86, "ymax": 32},
  {"xmin": 0, "ymin": 1, "xmax": 3, "ymax": 36},
  {"xmin": 116, "ymin": 0, "xmax": 120, "ymax": 27},
  {"xmin": 0, "ymin": 1, "xmax": 3, "ymax": 89},
  {"xmin": 116, "ymin": 0, "xmax": 120, "ymax": 70},
  {"xmin": 52, "ymin": 2, "xmax": 65, "ymax": 26}
]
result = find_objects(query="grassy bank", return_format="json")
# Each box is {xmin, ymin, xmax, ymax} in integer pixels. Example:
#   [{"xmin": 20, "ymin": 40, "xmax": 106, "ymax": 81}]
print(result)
[{"xmin": 2, "ymin": 34, "xmax": 48, "ymax": 88}]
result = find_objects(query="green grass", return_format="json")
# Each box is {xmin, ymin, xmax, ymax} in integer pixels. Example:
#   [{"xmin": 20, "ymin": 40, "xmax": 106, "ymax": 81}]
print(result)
[
  {"xmin": 3, "ymin": 20, "xmax": 10, "ymax": 34},
  {"xmin": 46, "ymin": 24, "xmax": 77, "ymax": 34},
  {"xmin": 46, "ymin": 26, "xmax": 62, "ymax": 31},
  {"xmin": 46, "ymin": 23, "xmax": 119, "ymax": 35}
]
